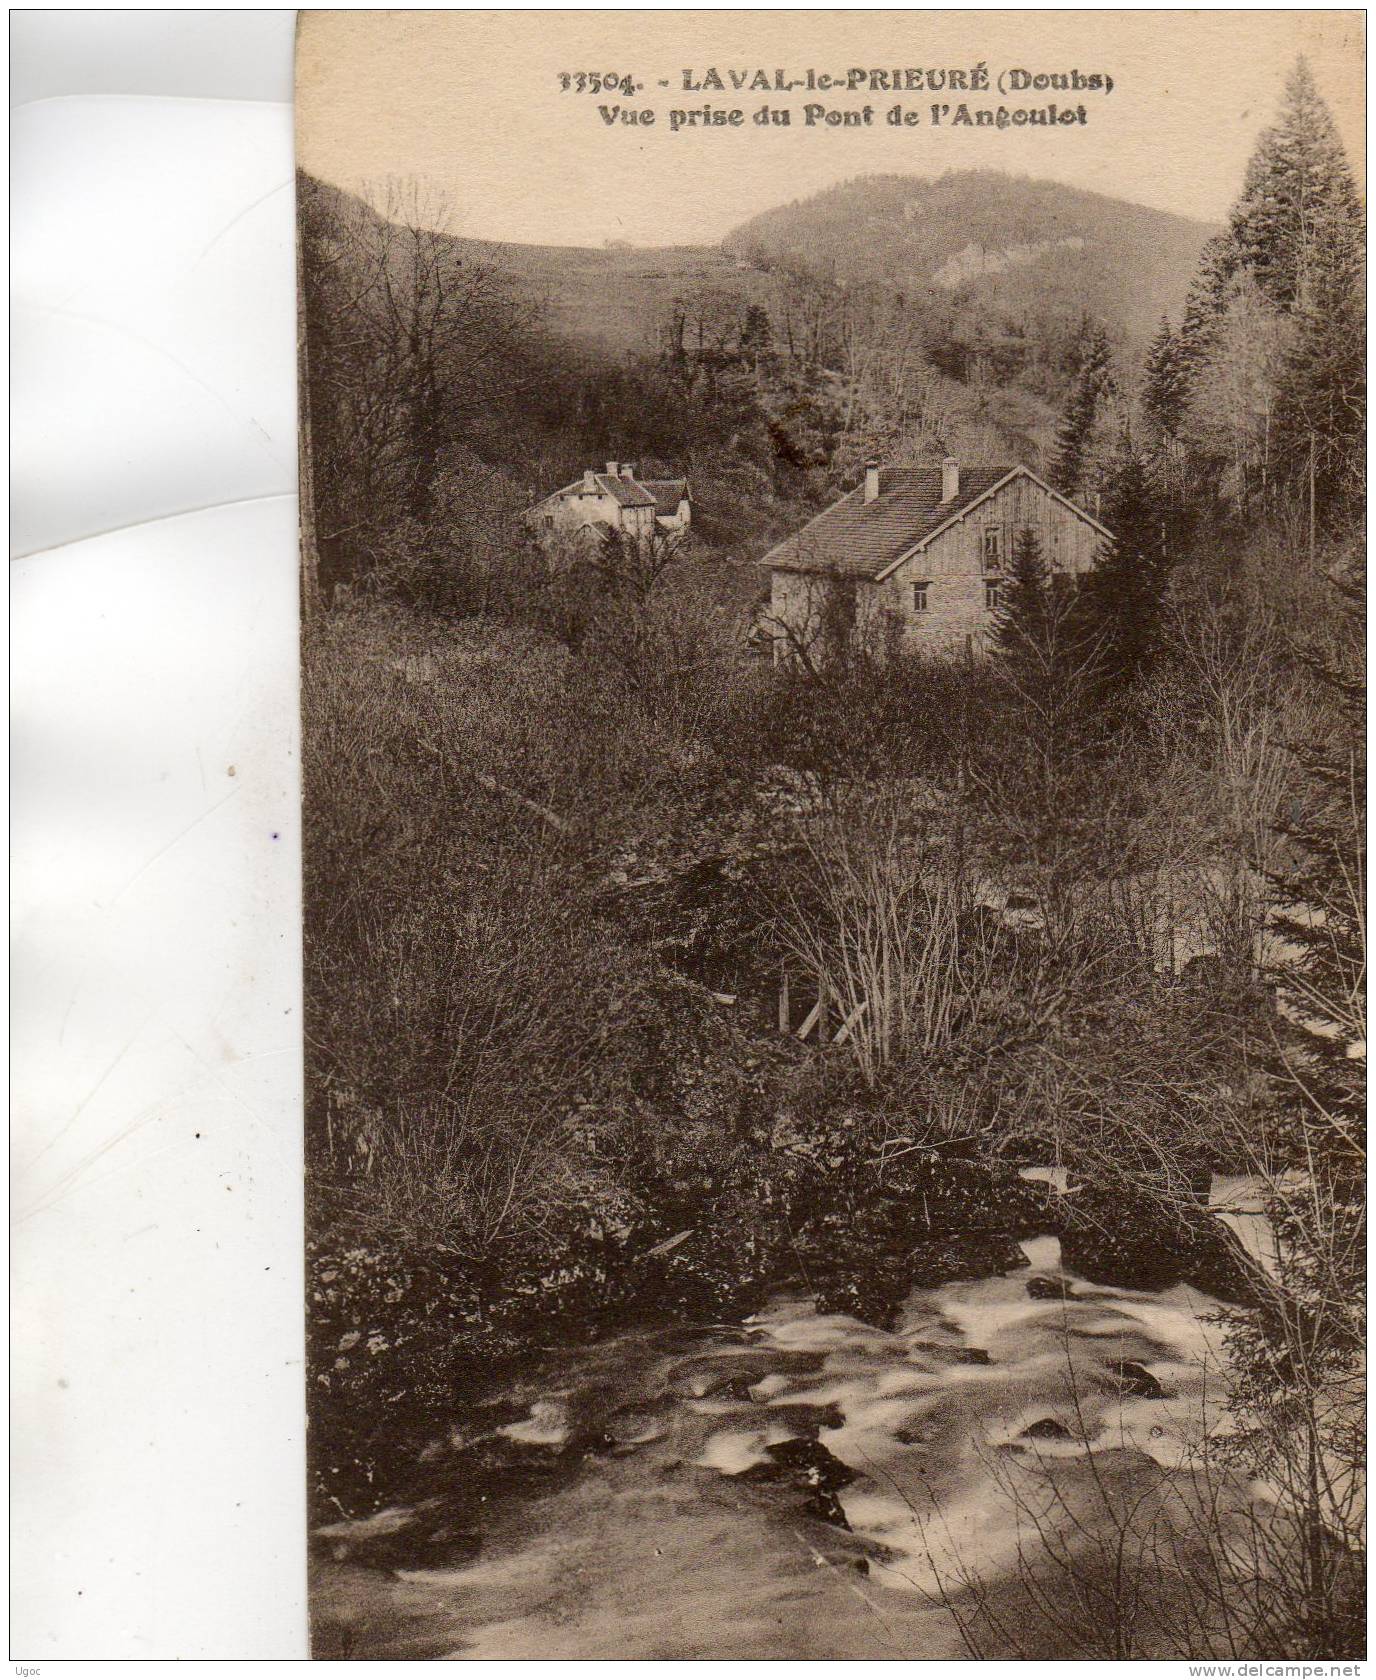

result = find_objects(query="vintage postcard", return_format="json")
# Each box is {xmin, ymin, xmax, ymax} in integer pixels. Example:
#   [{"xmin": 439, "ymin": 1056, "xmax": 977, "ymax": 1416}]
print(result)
[{"xmin": 296, "ymin": 10, "xmax": 1365, "ymax": 1660}]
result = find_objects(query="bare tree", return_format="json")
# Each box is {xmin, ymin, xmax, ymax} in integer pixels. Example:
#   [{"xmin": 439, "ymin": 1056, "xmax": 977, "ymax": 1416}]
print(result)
[{"xmin": 297, "ymin": 173, "xmax": 542, "ymax": 592}]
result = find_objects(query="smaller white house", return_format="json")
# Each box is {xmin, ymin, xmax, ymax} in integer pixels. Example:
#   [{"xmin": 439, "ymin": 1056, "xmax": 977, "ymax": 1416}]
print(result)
[{"xmin": 525, "ymin": 461, "xmax": 691, "ymax": 550}]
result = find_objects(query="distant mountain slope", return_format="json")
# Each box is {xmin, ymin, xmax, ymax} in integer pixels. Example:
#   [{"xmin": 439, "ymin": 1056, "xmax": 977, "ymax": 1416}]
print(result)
[{"xmin": 722, "ymin": 170, "xmax": 1217, "ymax": 347}]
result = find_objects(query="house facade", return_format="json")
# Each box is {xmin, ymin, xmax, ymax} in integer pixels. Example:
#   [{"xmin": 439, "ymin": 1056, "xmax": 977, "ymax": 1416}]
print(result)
[
  {"xmin": 760, "ymin": 458, "xmax": 1110, "ymax": 660},
  {"xmin": 525, "ymin": 461, "xmax": 691, "ymax": 550}
]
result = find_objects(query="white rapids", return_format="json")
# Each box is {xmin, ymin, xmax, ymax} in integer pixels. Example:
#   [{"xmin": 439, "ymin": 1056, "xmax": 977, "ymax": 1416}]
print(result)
[{"xmin": 313, "ymin": 1228, "xmax": 1274, "ymax": 1661}]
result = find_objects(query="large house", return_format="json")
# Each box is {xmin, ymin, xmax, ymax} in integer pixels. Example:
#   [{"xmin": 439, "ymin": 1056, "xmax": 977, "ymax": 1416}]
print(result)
[
  {"xmin": 525, "ymin": 461, "xmax": 691, "ymax": 550},
  {"xmin": 760, "ymin": 458, "xmax": 1111, "ymax": 659}
]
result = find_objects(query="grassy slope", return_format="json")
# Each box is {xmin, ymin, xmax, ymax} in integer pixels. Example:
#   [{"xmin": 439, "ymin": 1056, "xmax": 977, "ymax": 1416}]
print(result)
[{"xmin": 447, "ymin": 237, "xmax": 774, "ymax": 358}]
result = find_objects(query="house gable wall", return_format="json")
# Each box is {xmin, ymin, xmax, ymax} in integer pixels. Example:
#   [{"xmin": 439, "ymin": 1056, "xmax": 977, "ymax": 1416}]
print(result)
[
  {"xmin": 531, "ymin": 486, "xmax": 668, "ymax": 545},
  {"xmin": 878, "ymin": 473, "xmax": 1102, "ymax": 652},
  {"xmin": 541, "ymin": 488, "xmax": 621, "ymax": 533},
  {"xmin": 656, "ymin": 497, "xmax": 691, "ymax": 531}
]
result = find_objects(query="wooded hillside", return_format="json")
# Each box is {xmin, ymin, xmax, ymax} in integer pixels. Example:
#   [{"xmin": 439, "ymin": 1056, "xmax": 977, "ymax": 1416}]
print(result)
[{"xmin": 724, "ymin": 170, "xmax": 1216, "ymax": 355}]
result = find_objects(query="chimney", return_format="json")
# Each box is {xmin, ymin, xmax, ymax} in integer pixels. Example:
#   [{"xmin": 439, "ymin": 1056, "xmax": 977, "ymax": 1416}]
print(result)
[
  {"xmin": 864, "ymin": 460, "xmax": 880, "ymax": 503},
  {"xmin": 606, "ymin": 460, "xmax": 619, "ymax": 478},
  {"xmin": 942, "ymin": 457, "xmax": 960, "ymax": 502},
  {"xmin": 620, "ymin": 462, "xmax": 635, "ymax": 480},
  {"xmin": 583, "ymin": 470, "xmax": 597, "ymax": 492}
]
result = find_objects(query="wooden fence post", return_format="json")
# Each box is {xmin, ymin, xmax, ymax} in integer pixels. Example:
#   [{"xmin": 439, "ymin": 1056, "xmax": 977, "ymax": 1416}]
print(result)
[
  {"xmin": 778, "ymin": 969, "xmax": 790, "ymax": 1034},
  {"xmin": 833, "ymin": 998, "xmax": 868, "ymax": 1046}
]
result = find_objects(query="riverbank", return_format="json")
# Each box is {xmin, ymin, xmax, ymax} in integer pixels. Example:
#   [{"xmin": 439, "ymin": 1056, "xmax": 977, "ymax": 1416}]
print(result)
[
  {"xmin": 308, "ymin": 1144, "xmax": 1259, "ymax": 1531},
  {"xmin": 310, "ymin": 1225, "xmax": 1291, "ymax": 1661}
]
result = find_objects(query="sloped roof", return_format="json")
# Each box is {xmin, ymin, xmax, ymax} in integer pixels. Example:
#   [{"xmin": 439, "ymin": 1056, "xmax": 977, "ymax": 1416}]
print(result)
[
  {"xmin": 594, "ymin": 472, "xmax": 657, "ymax": 508},
  {"xmin": 529, "ymin": 469, "xmax": 677, "ymax": 514},
  {"xmin": 759, "ymin": 464, "xmax": 1110, "ymax": 580},
  {"xmin": 641, "ymin": 478, "xmax": 690, "ymax": 515},
  {"xmin": 759, "ymin": 465, "xmax": 1011, "ymax": 579}
]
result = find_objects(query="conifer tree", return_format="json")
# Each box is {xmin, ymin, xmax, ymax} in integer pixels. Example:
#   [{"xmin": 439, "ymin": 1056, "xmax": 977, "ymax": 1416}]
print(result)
[
  {"xmin": 1176, "ymin": 234, "xmax": 1238, "ymax": 376},
  {"xmin": 1270, "ymin": 214, "xmax": 1366, "ymax": 531},
  {"xmin": 993, "ymin": 526, "xmax": 1053, "ymax": 670},
  {"xmin": 1141, "ymin": 315, "xmax": 1189, "ymax": 447},
  {"xmin": 1238, "ymin": 59, "xmax": 1366, "ymax": 532},
  {"xmin": 1049, "ymin": 324, "xmax": 1114, "ymax": 497},
  {"xmin": 1172, "ymin": 59, "xmax": 1361, "ymax": 494},
  {"xmin": 740, "ymin": 302, "xmax": 773, "ymax": 352},
  {"xmin": 977, "ymin": 522, "xmax": 1094, "ymax": 945},
  {"xmin": 1227, "ymin": 58, "xmax": 1362, "ymax": 313},
  {"xmin": 1073, "ymin": 437, "xmax": 1172, "ymax": 719}
]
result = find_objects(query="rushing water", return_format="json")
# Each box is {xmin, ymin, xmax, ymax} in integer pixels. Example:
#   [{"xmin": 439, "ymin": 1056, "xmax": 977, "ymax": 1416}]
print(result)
[{"xmin": 313, "ymin": 1229, "xmax": 1276, "ymax": 1660}]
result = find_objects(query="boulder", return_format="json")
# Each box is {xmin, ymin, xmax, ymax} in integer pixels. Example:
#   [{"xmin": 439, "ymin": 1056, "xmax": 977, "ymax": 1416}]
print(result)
[
  {"xmin": 1020, "ymin": 1416, "xmax": 1075, "ymax": 1442},
  {"xmin": 811, "ymin": 1262, "xmax": 914, "ymax": 1331},
  {"xmin": 742, "ymin": 1436, "xmax": 858, "ymax": 1529},
  {"xmin": 1107, "ymin": 1359, "xmax": 1169, "ymax": 1400},
  {"xmin": 764, "ymin": 1400, "xmax": 846, "ymax": 1436},
  {"xmin": 908, "ymin": 1231, "xmax": 1030, "ymax": 1289},
  {"xmin": 1026, "ymin": 1276, "xmax": 1076, "ymax": 1302},
  {"xmin": 1059, "ymin": 1210, "xmax": 1184, "ymax": 1292},
  {"xmin": 1058, "ymin": 1188, "xmax": 1259, "ymax": 1302}
]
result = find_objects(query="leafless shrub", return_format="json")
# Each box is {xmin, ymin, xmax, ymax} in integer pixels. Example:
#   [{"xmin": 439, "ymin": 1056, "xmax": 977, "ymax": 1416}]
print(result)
[
  {"xmin": 884, "ymin": 1330, "xmax": 1361, "ymax": 1659},
  {"xmin": 775, "ymin": 783, "xmax": 997, "ymax": 1083},
  {"xmin": 343, "ymin": 1088, "xmax": 604, "ymax": 1265}
]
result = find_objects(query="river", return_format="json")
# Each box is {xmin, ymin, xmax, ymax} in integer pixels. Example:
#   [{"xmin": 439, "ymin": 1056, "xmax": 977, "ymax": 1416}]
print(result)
[{"xmin": 312, "ymin": 1216, "xmax": 1287, "ymax": 1660}]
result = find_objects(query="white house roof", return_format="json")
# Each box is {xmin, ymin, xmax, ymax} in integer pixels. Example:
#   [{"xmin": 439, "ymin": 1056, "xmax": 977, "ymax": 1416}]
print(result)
[{"xmin": 529, "ymin": 467, "xmax": 688, "ymax": 516}]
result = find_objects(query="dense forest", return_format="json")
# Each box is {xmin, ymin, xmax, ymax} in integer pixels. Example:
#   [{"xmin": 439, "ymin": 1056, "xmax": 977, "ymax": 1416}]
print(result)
[{"xmin": 302, "ymin": 60, "xmax": 1363, "ymax": 1658}]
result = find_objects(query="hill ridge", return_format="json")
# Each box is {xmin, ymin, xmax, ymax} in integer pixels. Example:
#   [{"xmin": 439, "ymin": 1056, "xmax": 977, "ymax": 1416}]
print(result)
[{"xmin": 721, "ymin": 168, "xmax": 1217, "ymax": 347}]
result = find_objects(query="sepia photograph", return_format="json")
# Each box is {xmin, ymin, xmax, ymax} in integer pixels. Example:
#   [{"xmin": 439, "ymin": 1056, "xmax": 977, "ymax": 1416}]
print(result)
[{"xmin": 295, "ymin": 10, "xmax": 1365, "ymax": 1660}]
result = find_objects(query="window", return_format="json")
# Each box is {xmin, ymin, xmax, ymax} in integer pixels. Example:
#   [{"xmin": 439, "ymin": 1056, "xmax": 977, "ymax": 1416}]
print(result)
[
  {"xmin": 543, "ymin": 515, "xmax": 554, "ymax": 530},
  {"xmin": 985, "ymin": 578, "xmax": 1002, "ymax": 612},
  {"xmin": 983, "ymin": 527, "xmax": 1002, "ymax": 569},
  {"xmin": 912, "ymin": 581, "xmax": 930, "ymax": 613}
]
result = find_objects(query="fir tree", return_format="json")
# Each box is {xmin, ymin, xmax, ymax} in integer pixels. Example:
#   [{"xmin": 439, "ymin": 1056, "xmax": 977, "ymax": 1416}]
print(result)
[
  {"xmin": 992, "ymin": 526, "xmax": 1088, "ymax": 745},
  {"xmin": 1140, "ymin": 315, "xmax": 1190, "ymax": 447},
  {"xmin": 1049, "ymin": 324, "xmax": 1114, "ymax": 497},
  {"xmin": 739, "ymin": 302, "xmax": 774, "ymax": 380},
  {"xmin": 1073, "ymin": 437, "xmax": 1172, "ymax": 718},
  {"xmin": 979, "ymin": 525, "xmax": 1117, "ymax": 946},
  {"xmin": 740, "ymin": 302, "xmax": 773, "ymax": 353},
  {"xmin": 1172, "ymin": 60, "xmax": 1361, "ymax": 484},
  {"xmin": 1271, "ymin": 215, "xmax": 1366, "ymax": 531},
  {"xmin": 1176, "ymin": 234, "xmax": 1238, "ymax": 376},
  {"xmin": 993, "ymin": 526, "xmax": 1053, "ymax": 668},
  {"xmin": 1227, "ymin": 58, "xmax": 1362, "ymax": 313},
  {"xmin": 1232, "ymin": 60, "xmax": 1365, "ymax": 532}
]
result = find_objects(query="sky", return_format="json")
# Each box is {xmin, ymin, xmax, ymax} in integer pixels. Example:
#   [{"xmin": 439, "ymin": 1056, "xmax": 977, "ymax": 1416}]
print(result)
[{"xmin": 297, "ymin": 9, "xmax": 1365, "ymax": 247}]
